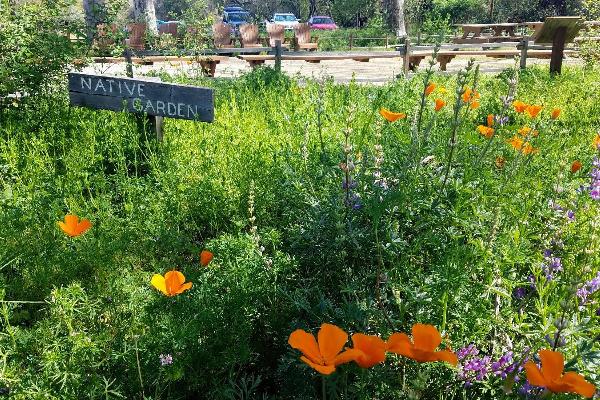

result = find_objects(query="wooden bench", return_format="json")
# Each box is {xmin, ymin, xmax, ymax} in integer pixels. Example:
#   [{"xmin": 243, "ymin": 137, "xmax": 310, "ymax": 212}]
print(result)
[
  {"xmin": 93, "ymin": 55, "xmax": 228, "ymax": 77},
  {"xmin": 406, "ymin": 48, "xmax": 576, "ymax": 71},
  {"xmin": 237, "ymin": 52, "xmax": 400, "ymax": 67}
]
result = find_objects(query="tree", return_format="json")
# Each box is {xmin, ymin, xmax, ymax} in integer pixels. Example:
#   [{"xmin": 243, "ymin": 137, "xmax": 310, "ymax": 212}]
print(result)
[
  {"xmin": 396, "ymin": 0, "xmax": 406, "ymax": 36},
  {"xmin": 131, "ymin": 0, "xmax": 158, "ymax": 33},
  {"xmin": 83, "ymin": 0, "xmax": 107, "ymax": 41}
]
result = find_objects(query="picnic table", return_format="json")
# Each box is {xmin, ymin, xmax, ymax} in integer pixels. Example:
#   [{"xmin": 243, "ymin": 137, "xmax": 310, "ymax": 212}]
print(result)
[{"xmin": 457, "ymin": 23, "xmax": 520, "ymax": 38}]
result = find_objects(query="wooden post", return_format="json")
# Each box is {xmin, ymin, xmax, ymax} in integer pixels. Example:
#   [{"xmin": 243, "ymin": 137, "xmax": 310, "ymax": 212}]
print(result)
[
  {"xmin": 520, "ymin": 39, "xmax": 528, "ymax": 69},
  {"xmin": 349, "ymin": 33, "xmax": 354, "ymax": 50},
  {"xmin": 123, "ymin": 48, "xmax": 164, "ymax": 141},
  {"xmin": 550, "ymin": 26, "xmax": 567, "ymax": 74},
  {"xmin": 385, "ymin": 34, "xmax": 389, "ymax": 48},
  {"xmin": 402, "ymin": 37, "xmax": 411, "ymax": 77},
  {"xmin": 274, "ymin": 39, "xmax": 282, "ymax": 73}
]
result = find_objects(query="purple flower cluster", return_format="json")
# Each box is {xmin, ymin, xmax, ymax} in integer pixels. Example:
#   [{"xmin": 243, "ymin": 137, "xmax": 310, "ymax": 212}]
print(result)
[
  {"xmin": 541, "ymin": 249, "xmax": 562, "ymax": 281},
  {"xmin": 589, "ymin": 156, "xmax": 600, "ymax": 200},
  {"xmin": 547, "ymin": 200, "xmax": 575, "ymax": 222},
  {"xmin": 159, "ymin": 353, "xmax": 173, "ymax": 366},
  {"xmin": 457, "ymin": 345, "xmax": 522, "ymax": 386},
  {"xmin": 577, "ymin": 271, "xmax": 600, "ymax": 304}
]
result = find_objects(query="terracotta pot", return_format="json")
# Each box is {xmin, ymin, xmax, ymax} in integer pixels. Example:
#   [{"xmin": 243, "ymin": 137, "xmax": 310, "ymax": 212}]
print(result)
[{"xmin": 127, "ymin": 22, "xmax": 147, "ymax": 50}]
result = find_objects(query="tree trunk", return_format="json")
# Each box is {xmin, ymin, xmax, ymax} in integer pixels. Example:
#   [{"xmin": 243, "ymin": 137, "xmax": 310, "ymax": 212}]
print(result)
[
  {"xmin": 132, "ymin": 0, "xmax": 158, "ymax": 34},
  {"xmin": 309, "ymin": 0, "xmax": 317, "ymax": 17},
  {"xmin": 396, "ymin": 0, "xmax": 406, "ymax": 37},
  {"xmin": 83, "ymin": 0, "xmax": 106, "ymax": 43}
]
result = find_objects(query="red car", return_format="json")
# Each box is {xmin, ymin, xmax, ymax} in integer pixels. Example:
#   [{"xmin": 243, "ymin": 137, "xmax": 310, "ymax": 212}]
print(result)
[{"xmin": 308, "ymin": 16, "xmax": 338, "ymax": 30}]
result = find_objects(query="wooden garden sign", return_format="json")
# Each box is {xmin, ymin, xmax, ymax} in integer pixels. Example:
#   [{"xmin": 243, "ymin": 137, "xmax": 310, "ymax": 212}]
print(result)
[
  {"xmin": 68, "ymin": 72, "xmax": 214, "ymax": 139},
  {"xmin": 534, "ymin": 16, "xmax": 583, "ymax": 74}
]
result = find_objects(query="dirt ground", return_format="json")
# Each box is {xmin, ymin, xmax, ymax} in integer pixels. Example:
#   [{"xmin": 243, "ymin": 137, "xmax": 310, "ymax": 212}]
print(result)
[{"xmin": 83, "ymin": 54, "xmax": 583, "ymax": 84}]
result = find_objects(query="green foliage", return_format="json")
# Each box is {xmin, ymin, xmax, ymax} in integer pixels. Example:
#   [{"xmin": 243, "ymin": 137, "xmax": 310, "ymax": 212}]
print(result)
[
  {"xmin": 0, "ymin": 0, "xmax": 85, "ymax": 101},
  {"xmin": 1, "ymin": 65, "xmax": 600, "ymax": 398}
]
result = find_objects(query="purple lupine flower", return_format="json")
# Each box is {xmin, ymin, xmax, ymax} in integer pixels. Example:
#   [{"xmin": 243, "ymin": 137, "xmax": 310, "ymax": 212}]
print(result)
[
  {"xmin": 577, "ymin": 271, "xmax": 600, "ymax": 304},
  {"xmin": 342, "ymin": 178, "xmax": 357, "ymax": 190},
  {"xmin": 566, "ymin": 210, "xmax": 575, "ymax": 221},
  {"xmin": 596, "ymin": 308, "xmax": 600, "ymax": 316},
  {"xmin": 544, "ymin": 332, "xmax": 566, "ymax": 348},
  {"xmin": 513, "ymin": 287, "xmax": 527, "ymax": 300},
  {"xmin": 495, "ymin": 115, "xmax": 509, "ymax": 126},
  {"xmin": 159, "ymin": 354, "xmax": 173, "ymax": 366}
]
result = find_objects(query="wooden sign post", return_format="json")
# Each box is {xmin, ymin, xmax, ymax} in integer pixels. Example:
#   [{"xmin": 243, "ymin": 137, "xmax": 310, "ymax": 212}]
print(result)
[
  {"xmin": 534, "ymin": 16, "xmax": 583, "ymax": 74},
  {"xmin": 68, "ymin": 72, "xmax": 214, "ymax": 139}
]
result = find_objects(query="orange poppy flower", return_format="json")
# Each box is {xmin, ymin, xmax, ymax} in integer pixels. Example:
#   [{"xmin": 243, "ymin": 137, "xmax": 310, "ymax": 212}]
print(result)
[
  {"xmin": 508, "ymin": 135, "xmax": 525, "ymax": 151},
  {"xmin": 513, "ymin": 100, "xmax": 528, "ymax": 113},
  {"xmin": 487, "ymin": 114, "xmax": 494, "ymax": 128},
  {"xmin": 593, "ymin": 134, "xmax": 600, "ymax": 149},
  {"xmin": 151, "ymin": 270, "xmax": 193, "ymax": 297},
  {"xmin": 525, "ymin": 349, "xmax": 596, "ymax": 398},
  {"xmin": 379, "ymin": 108, "xmax": 407, "ymax": 122},
  {"xmin": 518, "ymin": 126, "xmax": 539, "ymax": 137},
  {"xmin": 461, "ymin": 88, "xmax": 480, "ymax": 104},
  {"xmin": 477, "ymin": 125, "xmax": 495, "ymax": 139},
  {"xmin": 288, "ymin": 323, "xmax": 363, "ymax": 375},
  {"xmin": 551, "ymin": 108, "xmax": 561, "ymax": 119},
  {"xmin": 521, "ymin": 142, "xmax": 539, "ymax": 155},
  {"xmin": 58, "ymin": 214, "xmax": 92, "ymax": 237},
  {"xmin": 571, "ymin": 160, "xmax": 582, "ymax": 173},
  {"xmin": 470, "ymin": 101, "xmax": 480, "ymax": 110},
  {"xmin": 349, "ymin": 333, "xmax": 387, "ymax": 368},
  {"xmin": 386, "ymin": 324, "xmax": 458, "ymax": 366},
  {"xmin": 434, "ymin": 98, "xmax": 446, "ymax": 111},
  {"xmin": 200, "ymin": 250, "xmax": 213, "ymax": 267},
  {"xmin": 425, "ymin": 83, "xmax": 436, "ymax": 97},
  {"xmin": 525, "ymin": 105, "xmax": 543, "ymax": 118}
]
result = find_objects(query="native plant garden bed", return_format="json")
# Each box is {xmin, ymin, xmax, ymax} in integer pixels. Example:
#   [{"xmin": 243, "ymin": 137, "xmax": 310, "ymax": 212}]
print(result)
[{"xmin": 0, "ymin": 65, "xmax": 599, "ymax": 399}]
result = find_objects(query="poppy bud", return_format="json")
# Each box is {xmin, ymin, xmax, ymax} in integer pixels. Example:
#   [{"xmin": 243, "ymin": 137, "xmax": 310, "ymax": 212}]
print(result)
[{"xmin": 570, "ymin": 160, "xmax": 582, "ymax": 174}]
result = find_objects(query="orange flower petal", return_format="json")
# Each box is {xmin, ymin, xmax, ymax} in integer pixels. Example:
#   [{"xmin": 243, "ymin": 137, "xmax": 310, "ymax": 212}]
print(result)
[
  {"xmin": 76, "ymin": 218, "xmax": 92, "ymax": 235},
  {"xmin": 58, "ymin": 221, "xmax": 76, "ymax": 237},
  {"xmin": 174, "ymin": 281, "xmax": 192, "ymax": 295},
  {"xmin": 434, "ymin": 98, "xmax": 446, "ymax": 112},
  {"xmin": 425, "ymin": 83, "xmax": 436, "ymax": 97},
  {"xmin": 200, "ymin": 250, "xmax": 213, "ymax": 267},
  {"xmin": 164, "ymin": 270, "xmax": 186, "ymax": 296},
  {"xmin": 525, "ymin": 361, "xmax": 546, "ymax": 387},
  {"xmin": 64, "ymin": 214, "xmax": 78, "ymax": 227},
  {"xmin": 386, "ymin": 332, "xmax": 413, "ymax": 355},
  {"xmin": 351, "ymin": 334, "xmax": 387, "ymax": 368},
  {"xmin": 526, "ymin": 105, "xmax": 543, "ymax": 118},
  {"xmin": 289, "ymin": 329, "xmax": 323, "ymax": 365},
  {"xmin": 300, "ymin": 356, "xmax": 335, "ymax": 375},
  {"xmin": 411, "ymin": 324, "xmax": 442, "ymax": 352},
  {"xmin": 559, "ymin": 371, "xmax": 596, "ymax": 398},
  {"xmin": 487, "ymin": 114, "xmax": 494, "ymax": 128},
  {"xmin": 317, "ymin": 323, "xmax": 348, "ymax": 365},
  {"xmin": 571, "ymin": 160, "xmax": 582, "ymax": 173},
  {"xmin": 334, "ymin": 348, "xmax": 364, "ymax": 366},
  {"xmin": 470, "ymin": 101, "xmax": 480, "ymax": 110},
  {"xmin": 513, "ymin": 100, "xmax": 528, "ymax": 113},
  {"xmin": 379, "ymin": 108, "xmax": 406, "ymax": 122},
  {"xmin": 551, "ymin": 108, "xmax": 561, "ymax": 119},
  {"xmin": 432, "ymin": 350, "xmax": 458, "ymax": 366},
  {"xmin": 539, "ymin": 349, "xmax": 564, "ymax": 382}
]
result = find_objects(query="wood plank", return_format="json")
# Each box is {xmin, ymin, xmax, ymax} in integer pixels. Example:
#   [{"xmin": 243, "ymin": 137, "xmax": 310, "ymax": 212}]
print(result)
[
  {"xmin": 534, "ymin": 16, "xmax": 584, "ymax": 44},
  {"xmin": 68, "ymin": 73, "xmax": 213, "ymax": 122}
]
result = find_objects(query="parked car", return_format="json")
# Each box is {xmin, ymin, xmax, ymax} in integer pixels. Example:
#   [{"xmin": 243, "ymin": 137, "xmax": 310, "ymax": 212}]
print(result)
[
  {"xmin": 307, "ymin": 16, "xmax": 338, "ymax": 30},
  {"xmin": 271, "ymin": 13, "xmax": 300, "ymax": 30},
  {"xmin": 223, "ymin": 5, "xmax": 250, "ymax": 32}
]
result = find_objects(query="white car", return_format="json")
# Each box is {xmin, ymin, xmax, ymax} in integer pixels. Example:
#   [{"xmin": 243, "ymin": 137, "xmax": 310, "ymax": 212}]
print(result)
[{"xmin": 271, "ymin": 13, "xmax": 300, "ymax": 30}]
